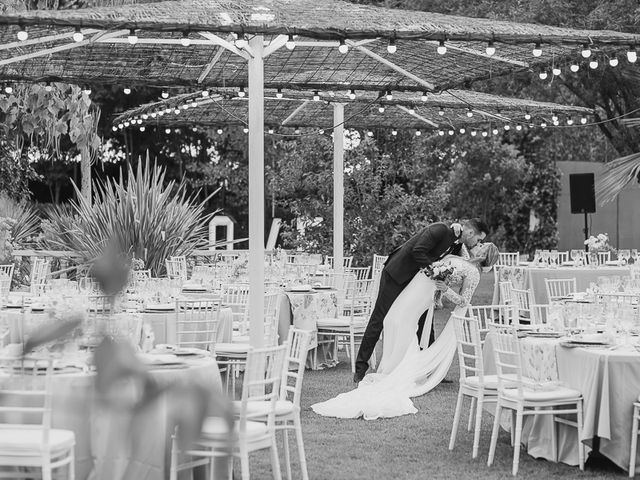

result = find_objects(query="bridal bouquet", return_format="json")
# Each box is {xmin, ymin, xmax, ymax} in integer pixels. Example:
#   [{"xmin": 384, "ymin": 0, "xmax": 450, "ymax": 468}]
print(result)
[{"xmin": 422, "ymin": 261, "xmax": 458, "ymax": 307}]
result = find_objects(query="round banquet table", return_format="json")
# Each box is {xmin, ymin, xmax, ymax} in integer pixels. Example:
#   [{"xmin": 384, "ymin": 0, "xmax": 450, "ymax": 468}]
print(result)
[
  {"xmin": 0, "ymin": 355, "xmax": 222, "ymax": 480},
  {"xmin": 484, "ymin": 334, "xmax": 640, "ymax": 470},
  {"xmin": 493, "ymin": 265, "xmax": 630, "ymax": 304}
]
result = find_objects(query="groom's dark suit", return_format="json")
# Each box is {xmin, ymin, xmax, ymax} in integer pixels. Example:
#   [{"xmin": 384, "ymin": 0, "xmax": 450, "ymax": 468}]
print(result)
[{"xmin": 354, "ymin": 222, "xmax": 462, "ymax": 380}]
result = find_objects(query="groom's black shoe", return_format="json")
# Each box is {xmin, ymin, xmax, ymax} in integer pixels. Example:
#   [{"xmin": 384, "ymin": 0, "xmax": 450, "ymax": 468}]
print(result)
[{"xmin": 353, "ymin": 371, "xmax": 365, "ymax": 384}]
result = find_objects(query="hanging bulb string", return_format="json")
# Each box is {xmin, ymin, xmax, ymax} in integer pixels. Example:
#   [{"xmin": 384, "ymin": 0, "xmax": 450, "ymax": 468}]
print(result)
[{"xmin": 544, "ymin": 105, "xmax": 640, "ymax": 128}]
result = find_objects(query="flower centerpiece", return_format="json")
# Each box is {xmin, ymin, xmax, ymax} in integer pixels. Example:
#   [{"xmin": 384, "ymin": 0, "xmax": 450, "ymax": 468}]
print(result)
[{"xmin": 584, "ymin": 233, "xmax": 613, "ymax": 266}]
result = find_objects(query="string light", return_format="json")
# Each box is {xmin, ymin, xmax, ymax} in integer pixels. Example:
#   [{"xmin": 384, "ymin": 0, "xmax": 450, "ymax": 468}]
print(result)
[
  {"xmin": 438, "ymin": 129, "xmax": 445, "ymax": 136},
  {"xmin": 627, "ymin": 46, "xmax": 637, "ymax": 63},
  {"xmin": 150, "ymin": 112, "xmax": 157, "ymax": 118},
  {"xmin": 408, "ymin": 108, "xmax": 415, "ymax": 115},
  {"xmin": 385, "ymin": 90, "xmax": 393, "ymax": 101},
  {"xmin": 238, "ymin": 86, "xmax": 246, "ymax": 98},
  {"xmin": 127, "ymin": 28, "xmax": 138, "ymax": 45},
  {"xmin": 448, "ymin": 129, "xmax": 454, "ymax": 136},
  {"xmin": 387, "ymin": 38, "xmax": 396, "ymax": 54},
  {"xmin": 17, "ymin": 25, "xmax": 28, "ymax": 41},
  {"xmin": 192, "ymin": 127, "xmax": 198, "ymax": 132},
  {"xmin": 161, "ymin": 90, "xmax": 169, "ymax": 99},
  {"xmin": 459, "ymin": 127, "xmax": 466, "ymax": 134},
  {"xmin": 268, "ymin": 127, "xmax": 274, "ymax": 134},
  {"xmin": 338, "ymin": 39, "xmax": 349, "ymax": 54},
  {"xmin": 481, "ymin": 130, "xmax": 488, "ymax": 137},
  {"xmin": 567, "ymin": 117, "xmax": 574, "ymax": 125},
  {"xmin": 540, "ymin": 122, "xmax": 547, "ymax": 128},
  {"xmin": 118, "ymin": 123, "xmax": 124, "ymax": 129},
  {"xmin": 524, "ymin": 112, "xmax": 531, "ymax": 121},
  {"xmin": 539, "ymin": 71, "xmax": 548, "ymax": 80},
  {"xmin": 553, "ymin": 119, "xmax": 559, "ymax": 126},
  {"xmin": 378, "ymin": 106, "xmax": 385, "ymax": 113},
  {"xmin": 580, "ymin": 116, "xmax": 588, "ymax": 124},
  {"xmin": 44, "ymin": 82, "xmax": 53, "ymax": 92},
  {"xmin": 421, "ymin": 92, "xmax": 428, "ymax": 102},
  {"xmin": 470, "ymin": 130, "xmax": 477, "ymax": 137},
  {"xmin": 124, "ymin": 121, "xmax": 130, "ymax": 127},
  {"xmin": 437, "ymin": 40, "xmax": 447, "ymax": 55},
  {"xmin": 415, "ymin": 129, "xmax": 422, "ymax": 136},
  {"xmin": 217, "ymin": 128, "xmax": 223, "ymax": 134},
  {"xmin": 201, "ymin": 89, "xmax": 209, "ymax": 97},
  {"xmin": 82, "ymin": 85, "xmax": 91, "ymax": 95},
  {"xmin": 486, "ymin": 41, "xmax": 496, "ymax": 56},
  {"xmin": 516, "ymin": 124, "xmax": 523, "ymax": 131},
  {"xmin": 466, "ymin": 109, "xmax": 473, "ymax": 118},
  {"xmin": 504, "ymin": 124, "xmax": 511, "ymax": 131},
  {"xmin": 123, "ymin": 87, "xmax": 131, "ymax": 95},
  {"xmin": 589, "ymin": 59, "xmax": 598, "ymax": 69},
  {"xmin": 318, "ymin": 129, "xmax": 324, "ymax": 134},
  {"xmin": 165, "ymin": 128, "xmax": 171, "ymax": 134},
  {"xmin": 139, "ymin": 126, "xmax": 145, "ymax": 132},
  {"xmin": 276, "ymin": 88, "xmax": 283, "ymax": 99},
  {"xmin": 243, "ymin": 127, "xmax": 249, "ymax": 134},
  {"xmin": 391, "ymin": 129, "xmax": 398, "ymax": 136},
  {"xmin": 158, "ymin": 110, "xmax": 164, "ymax": 116},
  {"xmin": 313, "ymin": 91, "xmax": 320, "ymax": 101},
  {"xmin": 174, "ymin": 108, "xmax": 180, "ymax": 114},
  {"xmin": 285, "ymin": 34, "xmax": 295, "ymax": 50},
  {"xmin": 609, "ymin": 54, "xmax": 619, "ymax": 67},
  {"xmin": 141, "ymin": 114, "xmax": 148, "ymax": 120},
  {"xmin": 532, "ymin": 42, "xmax": 542, "ymax": 57},
  {"xmin": 181, "ymin": 31, "xmax": 191, "ymax": 47},
  {"xmin": 235, "ymin": 35, "xmax": 247, "ymax": 49},
  {"xmin": 349, "ymin": 89, "xmax": 356, "ymax": 100},
  {"xmin": 570, "ymin": 62, "xmax": 580, "ymax": 73},
  {"xmin": 492, "ymin": 128, "xmax": 499, "ymax": 135},
  {"xmin": 181, "ymin": 103, "xmax": 189, "ymax": 110},
  {"xmin": 552, "ymin": 66, "xmax": 561, "ymax": 76},
  {"xmin": 367, "ymin": 130, "xmax": 374, "ymax": 137},
  {"xmin": 112, "ymin": 126, "xmax": 118, "ymax": 132},
  {"xmin": 294, "ymin": 127, "xmax": 300, "ymax": 134},
  {"xmin": 438, "ymin": 107, "xmax": 444, "ymax": 116},
  {"xmin": 581, "ymin": 43, "xmax": 591, "ymax": 58},
  {"xmin": 73, "ymin": 27, "xmax": 84, "ymax": 42},
  {"xmin": 551, "ymin": 112, "xmax": 558, "ymax": 122}
]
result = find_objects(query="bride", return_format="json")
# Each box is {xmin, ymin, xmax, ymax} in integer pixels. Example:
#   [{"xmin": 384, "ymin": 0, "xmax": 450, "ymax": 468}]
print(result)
[{"xmin": 311, "ymin": 243, "xmax": 499, "ymax": 420}]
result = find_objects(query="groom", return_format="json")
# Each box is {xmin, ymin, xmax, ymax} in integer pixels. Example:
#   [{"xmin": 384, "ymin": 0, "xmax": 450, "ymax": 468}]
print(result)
[{"xmin": 354, "ymin": 218, "xmax": 488, "ymax": 383}]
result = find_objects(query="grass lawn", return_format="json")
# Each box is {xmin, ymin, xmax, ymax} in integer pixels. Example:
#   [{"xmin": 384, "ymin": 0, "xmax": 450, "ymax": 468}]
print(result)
[{"xmin": 241, "ymin": 273, "xmax": 625, "ymax": 479}]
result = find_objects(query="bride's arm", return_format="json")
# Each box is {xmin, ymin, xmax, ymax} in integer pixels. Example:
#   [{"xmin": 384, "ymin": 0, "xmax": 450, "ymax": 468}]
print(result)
[{"xmin": 442, "ymin": 269, "xmax": 480, "ymax": 306}]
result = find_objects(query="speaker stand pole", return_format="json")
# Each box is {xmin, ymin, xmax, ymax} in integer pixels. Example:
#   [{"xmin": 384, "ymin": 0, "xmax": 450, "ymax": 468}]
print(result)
[{"xmin": 583, "ymin": 211, "xmax": 589, "ymax": 252}]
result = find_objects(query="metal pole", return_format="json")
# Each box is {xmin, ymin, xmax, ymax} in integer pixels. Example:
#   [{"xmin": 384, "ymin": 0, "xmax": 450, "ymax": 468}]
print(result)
[
  {"xmin": 248, "ymin": 36, "xmax": 265, "ymax": 348},
  {"xmin": 333, "ymin": 104, "xmax": 345, "ymax": 272}
]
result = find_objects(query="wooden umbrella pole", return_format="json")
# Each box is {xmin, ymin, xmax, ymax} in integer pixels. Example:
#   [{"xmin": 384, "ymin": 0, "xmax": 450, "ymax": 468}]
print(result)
[{"xmin": 333, "ymin": 103, "xmax": 345, "ymax": 273}]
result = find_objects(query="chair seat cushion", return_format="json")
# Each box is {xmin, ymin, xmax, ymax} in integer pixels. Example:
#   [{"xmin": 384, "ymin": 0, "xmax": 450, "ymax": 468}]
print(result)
[
  {"xmin": 232, "ymin": 335, "xmax": 250, "ymax": 344},
  {"xmin": 201, "ymin": 417, "xmax": 268, "ymax": 440},
  {"xmin": 0, "ymin": 428, "xmax": 75, "ymax": 453},
  {"xmin": 234, "ymin": 400, "xmax": 295, "ymax": 417},
  {"xmin": 503, "ymin": 385, "xmax": 582, "ymax": 402},
  {"xmin": 316, "ymin": 316, "xmax": 367, "ymax": 328},
  {"xmin": 215, "ymin": 342, "xmax": 250, "ymax": 355},
  {"xmin": 462, "ymin": 375, "xmax": 499, "ymax": 390}
]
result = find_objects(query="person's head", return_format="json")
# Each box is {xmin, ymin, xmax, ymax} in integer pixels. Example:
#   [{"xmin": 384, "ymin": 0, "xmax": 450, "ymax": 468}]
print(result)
[
  {"xmin": 474, "ymin": 242, "xmax": 500, "ymax": 269},
  {"xmin": 460, "ymin": 218, "xmax": 489, "ymax": 248}
]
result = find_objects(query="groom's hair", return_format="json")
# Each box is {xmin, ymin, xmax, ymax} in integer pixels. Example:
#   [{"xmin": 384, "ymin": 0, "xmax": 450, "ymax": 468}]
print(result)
[{"xmin": 465, "ymin": 218, "xmax": 489, "ymax": 236}]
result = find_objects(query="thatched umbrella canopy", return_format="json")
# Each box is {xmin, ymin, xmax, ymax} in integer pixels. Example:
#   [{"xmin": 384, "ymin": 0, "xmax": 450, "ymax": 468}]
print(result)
[{"xmin": 113, "ymin": 87, "xmax": 593, "ymax": 132}]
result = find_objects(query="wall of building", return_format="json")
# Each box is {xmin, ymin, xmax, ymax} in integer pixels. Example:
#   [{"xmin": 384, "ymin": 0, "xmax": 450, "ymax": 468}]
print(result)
[{"xmin": 557, "ymin": 161, "xmax": 640, "ymax": 251}]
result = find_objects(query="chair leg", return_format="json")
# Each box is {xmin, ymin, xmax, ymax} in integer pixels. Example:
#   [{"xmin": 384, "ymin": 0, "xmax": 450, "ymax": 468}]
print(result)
[
  {"xmin": 42, "ymin": 460, "xmax": 52, "ymax": 480},
  {"xmin": 449, "ymin": 388, "xmax": 464, "ymax": 451},
  {"xmin": 282, "ymin": 429, "xmax": 292, "ymax": 480},
  {"xmin": 169, "ymin": 435, "xmax": 179, "ymax": 480},
  {"xmin": 472, "ymin": 394, "xmax": 484, "ymax": 459},
  {"xmin": 631, "ymin": 406, "xmax": 639, "ymax": 477},
  {"xmin": 293, "ymin": 414, "xmax": 309, "ymax": 480},
  {"xmin": 69, "ymin": 448, "xmax": 75, "ymax": 480},
  {"xmin": 550, "ymin": 409, "xmax": 558, "ymax": 463},
  {"xmin": 349, "ymin": 334, "xmax": 356, "ymax": 373},
  {"xmin": 270, "ymin": 433, "xmax": 283, "ymax": 480},
  {"xmin": 512, "ymin": 407, "xmax": 524, "ymax": 476},
  {"xmin": 468, "ymin": 397, "xmax": 476, "ymax": 432},
  {"xmin": 487, "ymin": 401, "xmax": 502, "ymax": 467},
  {"xmin": 241, "ymin": 447, "xmax": 250, "ymax": 480},
  {"xmin": 577, "ymin": 400, "xmax": 585, "ymax": 471},
  {"xmin": 227, "ymin": 456, "xmax": 234, "ymax": 480}
]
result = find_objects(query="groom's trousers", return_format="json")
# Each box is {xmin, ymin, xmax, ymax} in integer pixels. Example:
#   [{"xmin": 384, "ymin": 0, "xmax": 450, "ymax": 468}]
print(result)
[{"xmin": 355, "ymin": 271, "xmax": 435, "ymax": 377}]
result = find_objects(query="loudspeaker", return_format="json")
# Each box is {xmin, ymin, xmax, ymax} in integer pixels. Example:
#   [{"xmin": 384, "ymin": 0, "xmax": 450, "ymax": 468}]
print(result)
[{"xmin": 569, "ymin": 173, "xmax": 596, "ymax": 214}]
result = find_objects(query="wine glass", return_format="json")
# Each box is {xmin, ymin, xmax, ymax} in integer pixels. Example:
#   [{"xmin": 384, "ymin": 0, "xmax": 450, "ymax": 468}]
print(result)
[
  {"xmin": 632, "ymin": 249, "xmax": 639, "ymax": 264},
  {"xmin": 570, "ymin": 249, "xmax": 580, "ymax": 267},
  {"xmin": 619, "ymin": 249, "xmax": 631, "ymax": 266},
  {"xmin": 550, "ymin": 250, "xmax": 559, "ymax": 268}
]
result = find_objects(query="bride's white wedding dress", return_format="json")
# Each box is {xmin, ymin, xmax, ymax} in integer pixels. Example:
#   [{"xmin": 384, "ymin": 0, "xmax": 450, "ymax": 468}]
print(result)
[{"xmin": 311, "ymin": 255, "xmax": 480, "ymax": 420}]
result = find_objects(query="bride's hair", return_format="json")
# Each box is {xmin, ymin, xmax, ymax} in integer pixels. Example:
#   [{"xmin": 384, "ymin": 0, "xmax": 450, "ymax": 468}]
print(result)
[{"xmin": 478, "ymin": 243, "xmax": 500, "ymax": 268}]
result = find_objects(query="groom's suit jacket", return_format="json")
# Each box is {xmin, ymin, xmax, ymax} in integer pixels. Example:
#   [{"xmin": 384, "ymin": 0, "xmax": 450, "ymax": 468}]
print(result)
[{"xmin": 384, "ymin": 222, "xmax": 461, "ymax": 286}]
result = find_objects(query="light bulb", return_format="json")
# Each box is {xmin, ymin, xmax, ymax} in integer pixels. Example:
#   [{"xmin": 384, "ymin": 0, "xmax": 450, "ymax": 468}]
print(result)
[
  {"xmin": 492, "ymin": 128, "xmax": 499, "ymax": 135},
  {"xmin": 83, "ymin": 86, "xmax": 91, "ymax": 95},
  {"xmin": 532, "ymin": 42, "xmax": 542, "ymax": 57},
  {"xmin": 466, "ymin": 109, "xmax": 473, "ymax": 118},
  {"xmin": 386, "ymin": 90, "xmax": 393, "ymax": 101},
  {"xmin": 627, "ymin": 47, "xmax": 637, "ymax": 63},
  {"xmin": 524, "ymin": 113, "xmax": 531, "ymax": 120},
  {"xmin": 581, "ymin": 43, "xmax": 591, "ymax": 58},
  {"xmin": 436, "ymin": 129, "xmax": 444, "ymax": 136},
  {"xmin": 338, "ymin": 39, "xmax": 348, "ymax": 54},
  {"xmin": 73, "ymin": 27, "xmax": 84, "ymax": 42},
  {"xmin": 217, "ymin": 128, "xmax": 223, "ymax": 134},
  {"xmin": 486, "ymin": 41, "xmax": 496, "ymax": 56},
  {"xmin": 235, "ymin": 36, "xmax": 247, "ymax": 49},
  {"xmin": 589, "ymin": 59, "xmax": 598, "ymax": 69},
  {"xmin": 470, "ymin": 130, "xmax": 477, "ymax": 137},
  {"xmin": 516, "ymin": 124, "xmax": 523, "ymax": 131},
  {"xmin": 268, "ymin": 128, "xmax": 274, "ymax": 134},
  {"xmin": 567, "ymin": 118, "xmax": 574, "ymax": 125},
  {"xmin": 202, "ymin": 89, "xmax": 209, "ymax": 97},
  {"xmin": 448, "ymin": 130, "xmax": 454, "ymax": 136},
  {"xmin": 320, "ymin": 129, "xmax": 326, "ymax": 135},
  {"xmin": 181, "ymin": 32, "xmax": 191, "ymax": 47},
  {"xmin": 609, "ymin": 55, "xmax": 618, "ymax": 67},
  {"xmin": 421, "ymin": 92, "xmax": 428, "ymax": 102},
  {"xmin": 459, "ymin": 128, "xmax": 466, "ymax": 134},
  {"xmin": 181, "ymin": 104, "xmax": 189, "ymax": 110},
  {"xmin": 552, "ymin": 66, "xmax": 561, "ymax": 76},
  {"xmin": 570, "ymin": 63, "xmax": 580, "ymax": 73},
  {"xmin": 504, "ymin": 124, "xmax": 510, "ymax": 131},
  {"xmin": 165, "ymin": 108, "xmax": 172, "ymax": 114},
  {"xmin": 112, "ymin": 126, "xmax": 118, "ymax": 132},
  {"xmin": 151, "ymin": 112, "xmax": 157, "ymax": 118},
  {"xmin": 367, "ymin": 130, "xmax": 373, "ymax": 137},
  {"xmin": 285, "ymin": 34, "xmax": 295, "ymax": 50},
  {"xmin": 276, "ymin": 88, "xmax": 283, "ymax": 99},
  {"xmin": 17, "ymin": 26, "xmax": 28, "ymax": 41},
  {"xmin": 44, "ymin": 83, "xmax": 52, "ymax": 92},
  {"xmin": 408, "ymin": 108, "xmax": 415, "ymax": 115},
  {"xmin": 581, "ymin": 116, "xmax": 587, "ymax": 124},
  {"xmin": 437, "ymin": 40, "xmax": 446, "ymax": 55},
  {"xmin": 238, "ymin": 87, "xmax": 245, "ymax": 98},
  {"xmin": 243, "ymin": 127, "xmax": 249, "ymax": 134},
  {"xmin": 127, "ymin": 29, "xmax": 138, "ymax": 45},
  {"xmin": 539, "ymin": 71, "xmax": 548, "ymax": 80},
  {"xmin": 161, "ymin": 90, "xmax": 169, "ymax": 99},
  {"xmin": 174, "ymin": 109, "xmax": 180, "ymax": 114},
  {"xmin": 482, "ymin": 130, "xmax": 488, "ymax": 137},
  {"xmin": 387, "ymin": 38, "xmax": 396, "ymax": 54},
  {"xmin": 118, "ymin": 123, "xmax": 124, "ymax": 129},
  {"xmin": 349, "ymin": 89, "xmax": 356, "ymax": 100},
  {"xmin": 540, "ymin": 122, "xmax": 547, "ymax": 128},
  {"xmin": 140, "ymin": 126, "xmax": 145, "ymax": 132},
  {"xmin": 124, "ymin": 121, "xmax": 130, "ymax": 127},
  {"xmin": 294, "ymin": 127, "xmax": 300, "ymax": 134},
  {"xmin": 551, "ymin": 113, "xmax": 558, "ymax": 122},
  {"xmin": 438, "ymin": 107, "xmax": 444, "ymax": 116},
  {"xmin": 165, "ymin": 128, "xmax": 171, "ymax": 134},
  {"xmin": 391, "ymin": 129, "xmax": 398, "ymax": 136},
  {"xmin": 378, "ymin": 106, "xmax": 385, "ymax": 113},
  {"xmin": 553, "ymin": 119, "xmax": 559, "ymax": 126},
  {"xmin": 313, "ymin": 91, "xmax": 320, "ymax": 101},
  {"xmin": 123, "ymin": 87, "xmax": 131, "ymax": 95},
  {"xmin": 158, "ymin": 110, "xmax": 164, "ymax": 116},
  {"xmin": 192, "ymin": 127, "xmax": 198, "ymax": 132},
  {"xmin": 415, "ymin": 129, "xmax": 422, "ymax": 136}
]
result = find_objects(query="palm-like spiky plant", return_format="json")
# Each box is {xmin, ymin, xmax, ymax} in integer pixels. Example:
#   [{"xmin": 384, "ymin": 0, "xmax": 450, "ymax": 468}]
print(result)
[
  {"xmin": 43, "ymin": 158, "xmax": 216, "ymax": 276},
  {"xmin": 596, "ymin": 149, "xmax": 640, "ymax": 205},
  {"xmin": 0, "ymin": 194, "xmax": 40, "ymax": 247}
]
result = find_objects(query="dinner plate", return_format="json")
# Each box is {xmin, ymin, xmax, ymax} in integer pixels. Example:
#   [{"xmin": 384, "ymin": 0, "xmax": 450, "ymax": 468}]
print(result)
[
  {"xmin": 287, "ymin": 285, "xmax": 313, "ymax": 292},
  {"xmin": 522, "ymin": 332, "xmax": 563, "ymax": 338},
  {"xmin": 145, "ymin": 303, "xmax": 175, "ymax": 311},
  {"xmin": 182, "ymin": 285, "xmax": 208, "ymax": 292},
  {"xmin": 312, "ymin": 286, "xmax": 333, "ymax": 290},
  {"xmin": 153, "ymin": 345, "xmax": 209, "ymax": 356}
]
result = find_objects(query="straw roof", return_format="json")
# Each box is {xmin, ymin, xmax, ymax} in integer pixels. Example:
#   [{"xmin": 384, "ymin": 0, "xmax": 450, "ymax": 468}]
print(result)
[
  {"xmin": 0, "ymin": 0, "xmax": 637, "ymax": 93},
  {"xmin": 112, "ymin": 88, "xmax": 594, "ymax": 132}
]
